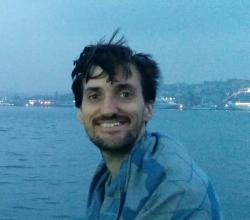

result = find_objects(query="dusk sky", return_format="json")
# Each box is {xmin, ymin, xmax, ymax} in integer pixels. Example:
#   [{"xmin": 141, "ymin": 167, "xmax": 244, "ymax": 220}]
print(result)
[{"xmin": 1, "ymin": 0, "xmax": 250, "ymax": 94}]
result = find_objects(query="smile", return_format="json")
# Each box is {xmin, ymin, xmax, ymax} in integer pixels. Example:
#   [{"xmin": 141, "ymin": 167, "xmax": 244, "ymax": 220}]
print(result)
[{"xmin": 100, "ymin": 122, "xmax": 121, "ymax": 128}]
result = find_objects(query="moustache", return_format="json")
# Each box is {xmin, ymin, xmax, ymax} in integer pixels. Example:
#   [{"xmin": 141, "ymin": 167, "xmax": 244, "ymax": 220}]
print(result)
[{"xmin": 93, "ymin": 114, "xmax": 130, "ymax": 125}]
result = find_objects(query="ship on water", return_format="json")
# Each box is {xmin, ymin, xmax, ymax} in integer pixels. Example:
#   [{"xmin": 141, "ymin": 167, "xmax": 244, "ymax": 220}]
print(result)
[
  {"xmin": 224, "ymin": 88, "xmax": 250, "ymax": 110},
  {"xmin": 155, "ymin": 96, "xmax": 184, "ymax": 110}
]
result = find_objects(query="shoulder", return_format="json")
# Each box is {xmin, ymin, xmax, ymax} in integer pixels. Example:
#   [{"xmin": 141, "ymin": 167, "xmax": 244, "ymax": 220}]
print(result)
[
  {"xmin": 129, "ymin": 132, "xmax": 210, "ymax": 200},
  {"xmin": 143, "ymin": 132, "xmax": 208, "ymax": 185},
  {"xmin": 135, "ymin": 132, "xmax": 222, "ymax": 219}
]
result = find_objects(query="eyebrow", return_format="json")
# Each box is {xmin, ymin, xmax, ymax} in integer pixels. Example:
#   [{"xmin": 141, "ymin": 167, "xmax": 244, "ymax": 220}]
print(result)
[
  {"xmin": 114, "ymin": 83, "xmax": 137, "ymax": 92},
  {"xmin": 84, "ymin": 87, "xmax": 101, "ymax": 93},
  {"xmin": 83, "ymin": 83, "xmax": 138, "ymax": 96}
]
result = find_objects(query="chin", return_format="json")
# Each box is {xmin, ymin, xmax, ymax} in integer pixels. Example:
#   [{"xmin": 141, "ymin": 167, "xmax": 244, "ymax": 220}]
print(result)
[{"xmin": 90, "ymin": 132, "xmax": 138, "ymax": 154}]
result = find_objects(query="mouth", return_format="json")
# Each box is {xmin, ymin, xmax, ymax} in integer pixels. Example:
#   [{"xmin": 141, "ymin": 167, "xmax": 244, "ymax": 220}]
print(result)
[
  {"xmin": 100, "ymin": 122, "xmax": 122, "ymax": 128},
  {"xmin": 93, "ymin": 116, "xmax": 130, "ymax": 132}
]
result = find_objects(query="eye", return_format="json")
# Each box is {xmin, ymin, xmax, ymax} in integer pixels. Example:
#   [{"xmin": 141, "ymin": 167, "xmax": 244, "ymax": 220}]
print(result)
[
  {"xmin": 119, "ymin": 90, "xmax": 133, "ymax": 99},
  {"xmin": 88, "ymin": 93, "xmax": 101, "ymax": 102}
]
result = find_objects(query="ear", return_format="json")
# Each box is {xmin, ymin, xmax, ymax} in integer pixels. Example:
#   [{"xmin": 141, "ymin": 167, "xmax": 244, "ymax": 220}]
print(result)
[
  {"xmin": 77, "ymin": 109, "xmax": 85, "ymax": 123},
  {"xmin": 144, "ymin": 102, "xmax": 153, "ymax": 122}
]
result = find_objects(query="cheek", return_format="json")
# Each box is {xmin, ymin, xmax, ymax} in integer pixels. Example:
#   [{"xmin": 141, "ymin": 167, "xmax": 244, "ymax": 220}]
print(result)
[
  {"xmin": 77, "ymin": 108, "xmax": 92, "ymax": 124},
  {"xmin": 77, "ymin": 110, "xmax": 85, "ymax": 124},
  {"xmin": 81, "ymin": 105, "xmax": 100, "ymax": 125},
  {"xmin": 129, "ymin": 104, "xmax": 149, "ymax": 123}
]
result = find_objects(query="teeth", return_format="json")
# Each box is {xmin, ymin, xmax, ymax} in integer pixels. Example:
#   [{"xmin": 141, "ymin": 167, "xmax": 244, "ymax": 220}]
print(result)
[{"xmin": 100, "ymin": 122, "xmax": 121, "ymax": 128}]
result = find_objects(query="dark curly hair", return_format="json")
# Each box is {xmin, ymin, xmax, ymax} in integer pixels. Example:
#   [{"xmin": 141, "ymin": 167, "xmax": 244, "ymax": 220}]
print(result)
[{"xmin": 71, "ymin": 31, "xmax": 160, "ymax": 108}]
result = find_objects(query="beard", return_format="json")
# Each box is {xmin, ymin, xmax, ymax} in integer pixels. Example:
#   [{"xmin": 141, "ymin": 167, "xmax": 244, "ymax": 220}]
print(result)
[
  {"xmin": 84, "ymin": 112, "xmax": 146, "ymax": 155},
  {"xmin": 88, "ymin": 130, "xmax": 138, "ymax": 154}
]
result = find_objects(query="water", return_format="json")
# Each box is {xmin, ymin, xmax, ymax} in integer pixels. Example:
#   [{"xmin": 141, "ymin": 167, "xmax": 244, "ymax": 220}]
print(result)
[{"xmin": 0, "ymin": 107, "xmax": 249, "ymax": 220}]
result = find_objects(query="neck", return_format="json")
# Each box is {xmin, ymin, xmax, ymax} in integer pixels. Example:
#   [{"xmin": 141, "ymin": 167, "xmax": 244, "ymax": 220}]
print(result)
[
  {"xmin": 101, "ymin": 129, "xmax": 146, "ymax": 178},
  {"xmin": 101, "ymin": 151, "xmax": 128, "ymax": 178}
]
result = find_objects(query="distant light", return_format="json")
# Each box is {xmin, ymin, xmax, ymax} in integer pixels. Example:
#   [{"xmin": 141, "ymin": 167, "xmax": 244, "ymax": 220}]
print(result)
[
  {"xmin": 235, "ymin": 102, "xmax": 250, "ymax": 107},
  {"xmin": 179, "ymin": 104, "xmax": 184, "ymax": 111}
]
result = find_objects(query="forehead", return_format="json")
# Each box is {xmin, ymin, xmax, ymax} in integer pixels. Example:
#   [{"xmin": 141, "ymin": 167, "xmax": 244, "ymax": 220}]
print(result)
[{"xmin": 83, "ymin": 65, "xmax": 142, "ymax": 89}]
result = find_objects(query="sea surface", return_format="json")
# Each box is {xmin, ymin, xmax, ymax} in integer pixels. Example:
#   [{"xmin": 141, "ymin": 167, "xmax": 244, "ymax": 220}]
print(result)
[{"xmin": 0, "ymin": 107, "xmax": 249, "ymax": 220}]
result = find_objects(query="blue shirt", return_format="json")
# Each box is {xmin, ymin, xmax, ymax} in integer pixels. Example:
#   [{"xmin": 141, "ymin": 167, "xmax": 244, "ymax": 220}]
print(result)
[{"xmin": 86, "ymin": 131, "xmax": 223, "ymax": 220}]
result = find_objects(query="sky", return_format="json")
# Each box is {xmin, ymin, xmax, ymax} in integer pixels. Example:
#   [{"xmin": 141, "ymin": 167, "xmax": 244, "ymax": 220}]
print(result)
[{"xmin": 1, "ymin": 0, "xmax": 250, "ymax": 94}]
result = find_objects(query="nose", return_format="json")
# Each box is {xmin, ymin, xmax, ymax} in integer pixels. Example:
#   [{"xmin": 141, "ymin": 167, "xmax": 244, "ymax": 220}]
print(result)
[{"xmin": 100, "ymin": 95, "xmax": 119, "ymax": 116}]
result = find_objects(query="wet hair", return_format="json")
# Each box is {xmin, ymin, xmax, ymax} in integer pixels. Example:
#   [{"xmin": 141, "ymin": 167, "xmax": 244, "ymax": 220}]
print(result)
[{"xmin": 71, "ymin": 31, "xmax": 160, "ymax": 108}]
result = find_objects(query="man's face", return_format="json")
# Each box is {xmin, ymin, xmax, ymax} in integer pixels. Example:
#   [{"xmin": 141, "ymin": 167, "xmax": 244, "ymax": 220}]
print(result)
[{"xmin": 78, "ymin": 65, "xmax": 153, "ymax": 154}]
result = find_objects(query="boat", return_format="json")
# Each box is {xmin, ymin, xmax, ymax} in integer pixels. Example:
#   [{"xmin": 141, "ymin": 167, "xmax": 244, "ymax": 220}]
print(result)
[
  {"xmin": 155, "ymin": 98, "xmax": 183, "ymax": 110},
  {"xmin": 0, "ymin": 100, "xmax": 14, "ymax": 106},
  {"xmin": 224, "ymin": 88, "xmax": 250, "ymax": 110}
]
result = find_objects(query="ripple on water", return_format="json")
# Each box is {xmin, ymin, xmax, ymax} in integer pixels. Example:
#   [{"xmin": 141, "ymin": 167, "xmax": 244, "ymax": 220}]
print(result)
[
  {"xmin": 51, "ymin": 215, "xmax": 71, "ymax": 219},
  {"xmin": 45, "ymin": 201, "xmax": 60, "ymax": 205},
  {"xmin": 0, "ymin": 181, "xmax": 11, "ymax": 185},
  {"xmin": 11, "ymin": 206, "xmax": 40, "ymax": 211},
  {"xmin": 23, "ymin": 176, "xmax": 44, "ymax": 183},
  {"xmin": 5, "ymin": 151, "xmax": 26, "ymax": 157},
  {"xmin": 0, "ymin": 165, "xmax": 33, "ymax": 169},
  {"xmin": 0, "ymin": 128, "xmax": 10, "ymax": 132}
]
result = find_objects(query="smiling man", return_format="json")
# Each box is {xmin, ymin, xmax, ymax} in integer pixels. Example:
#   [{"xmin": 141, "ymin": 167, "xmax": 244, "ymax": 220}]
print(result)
[{"xmin": 71, "ymin": 33, "xmax": 222, "ymax": 220}]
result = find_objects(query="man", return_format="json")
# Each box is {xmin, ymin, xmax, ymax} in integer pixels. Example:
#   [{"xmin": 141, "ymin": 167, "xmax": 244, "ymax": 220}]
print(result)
[{"xmin": 71, "ymin": 33, "xmax": 222, "ymax": 220}]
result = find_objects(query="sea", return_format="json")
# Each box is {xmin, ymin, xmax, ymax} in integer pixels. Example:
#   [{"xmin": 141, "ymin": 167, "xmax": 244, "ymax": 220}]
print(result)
[{"xmin": 0, "ymin": 106, "xmax": 249, "ymax": 220}]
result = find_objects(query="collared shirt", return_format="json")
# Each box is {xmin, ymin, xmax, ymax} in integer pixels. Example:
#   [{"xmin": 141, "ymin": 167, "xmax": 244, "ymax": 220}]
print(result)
[{"xmin": 85, "ymin": 131, "xmax": 223, "ymax": 220}]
